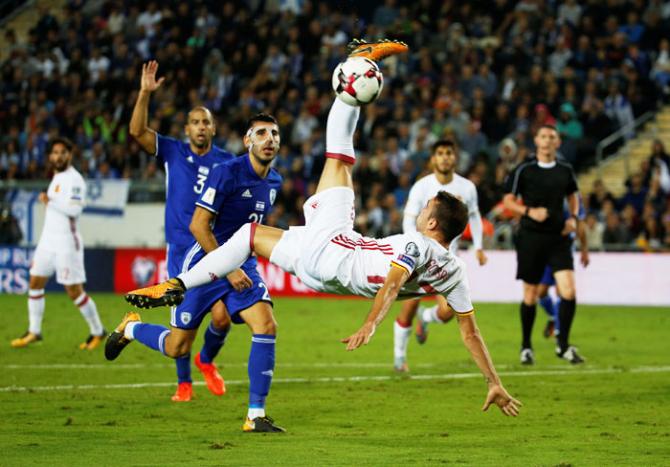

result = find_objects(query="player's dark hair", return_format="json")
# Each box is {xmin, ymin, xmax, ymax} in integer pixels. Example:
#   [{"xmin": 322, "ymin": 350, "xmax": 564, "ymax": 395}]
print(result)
[
  {"xmin": 432, "ymin": 191, "xmax": 468, "ymax": 243},
  {"xmin": 246, "ymin": 113, "xmax": 278, "ymax": 130},
  {"xmin": 536, "ymin": 124, "xmax": 558, "ymax": 134},
  {"xmin": 431, "ymin": 139, "xmax": 457, "ymax": 155},
  {"xmin": 47, "ymin": 136, "xmax": 73, "ymax": 154}
]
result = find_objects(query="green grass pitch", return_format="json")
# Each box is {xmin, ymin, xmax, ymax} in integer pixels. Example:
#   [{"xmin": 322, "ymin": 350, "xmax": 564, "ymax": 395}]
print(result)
[{"xmin": 1, "ymin": 294, "xmax": 669, "ymax": 466}]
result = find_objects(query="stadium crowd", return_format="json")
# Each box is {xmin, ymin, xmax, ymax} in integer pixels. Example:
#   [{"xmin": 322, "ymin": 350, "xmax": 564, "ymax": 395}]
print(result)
[{"xmin": 1, "ymin": 0, "xmax": 670, "ymax": 250}]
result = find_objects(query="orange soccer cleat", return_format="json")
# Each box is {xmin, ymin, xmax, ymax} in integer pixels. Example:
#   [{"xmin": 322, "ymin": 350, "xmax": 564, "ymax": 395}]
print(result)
[
  {"xmin": 125, "ymin": 278, "xmax": 185, "ymax": 309},
  {"xmin": 171, "ymin": 382, "xmax": 193, "ymax": 402},
  {"xmin": 79, "ymin": 332, "xmax": 106, "ymax": 350},
  {"xmin": 242, "ymin": 416, "xmax": 285, "ymax": 433},
  {"xmin": 195, "ymin": 352, "xmax": 226, "ymax": 396},
  {"xmin": 347, "ymin": 38, "xmax": 409, "ymax": 63},
  {"xmin": 10, "ymin": 331, "xmax": 42, "ymax": 348},
  {"xmin": 104, "ymin": 312, "xmax": 141, "ymax": 361}
]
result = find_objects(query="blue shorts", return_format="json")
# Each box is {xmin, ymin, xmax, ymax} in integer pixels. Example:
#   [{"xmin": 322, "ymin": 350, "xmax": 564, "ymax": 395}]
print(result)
[
  {"xmin": 540, "ymin": 266, "xmax": 555, "ymax": 286},
  {"xmin": 166, "ymin": 243, "xmax": 192, "ymax": 278},
  {"xmin": 170, "ymin": 257, "xmax": 271, "ymax": 330}
]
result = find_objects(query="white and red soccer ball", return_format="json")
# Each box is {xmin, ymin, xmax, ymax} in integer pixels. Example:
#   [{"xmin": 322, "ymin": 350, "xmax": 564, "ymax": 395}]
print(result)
[{"xmin": 332, "ymin": 56, "xmax": 384, "ymax": 106}]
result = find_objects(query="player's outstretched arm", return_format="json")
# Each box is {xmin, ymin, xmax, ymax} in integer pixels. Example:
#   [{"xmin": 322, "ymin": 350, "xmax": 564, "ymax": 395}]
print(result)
[
  {"xmin": 456, "ymin": 313, "xmax": 522, "ymax": 417},
  {"xmin": 341, "ymin": 265, "xmax": 409, "ymax": 350},
  {"xmin": 129, "ymin": 61, "xmax": 164, "ymax": 154}
]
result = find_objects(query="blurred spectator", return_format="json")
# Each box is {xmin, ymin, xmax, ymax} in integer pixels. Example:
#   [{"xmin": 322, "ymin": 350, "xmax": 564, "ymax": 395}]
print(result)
[
  {"xmin": 603, "ymin": 212, "xmax": 632, "ymax": 246},
  {"xmin": 583, "ymin": 213, "xmax": 604, "ymax": 251},
  {"xmin": 0, "ymin": 205, "xmax": 22, "ymax": 245}
]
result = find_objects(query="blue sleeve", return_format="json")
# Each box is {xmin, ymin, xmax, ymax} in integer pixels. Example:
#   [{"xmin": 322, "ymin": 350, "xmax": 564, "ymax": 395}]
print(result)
[
  {"xmin": 196, "ymin": 165, "xmax": 234, "ymax": 214},
  {"xmin": 155, "ymin": 134, "xmax": 180, "ymax": 164}
]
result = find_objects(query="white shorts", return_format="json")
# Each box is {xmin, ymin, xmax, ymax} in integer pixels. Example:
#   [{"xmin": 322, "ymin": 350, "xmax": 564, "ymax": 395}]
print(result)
[
  {"xmin": 270, "ymin": 187, "xmax": 356, "ymax": 293},
  {"xmin": 30, "ymin": 245, "xmax": 87, "ymax": 285}
]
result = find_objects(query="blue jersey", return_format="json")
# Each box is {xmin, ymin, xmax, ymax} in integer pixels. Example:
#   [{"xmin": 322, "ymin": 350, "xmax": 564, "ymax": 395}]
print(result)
[{"xmin": 156, "ymin": 134, "xmax": 234, "ymax": 246}]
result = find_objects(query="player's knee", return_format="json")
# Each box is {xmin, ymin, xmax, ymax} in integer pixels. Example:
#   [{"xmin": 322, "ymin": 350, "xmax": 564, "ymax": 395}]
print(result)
[
  {"xmin": 164, "ymin": 335, "xmax": 192, "ymax": 358},
  {"xmin": 559, "ymin": 287, "xmax": 576, "ymax": 301},
  {"xmin": 211, "ymin": 313, "xmax": 231, "ymax": 331},
  {"xmin": 251, "ymin": 318, "xmax": 277, "ymax": 336}
]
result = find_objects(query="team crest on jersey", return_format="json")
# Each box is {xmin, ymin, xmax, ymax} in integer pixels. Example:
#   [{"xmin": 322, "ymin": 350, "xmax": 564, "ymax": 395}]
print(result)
[
  {"xmin": 405, "ymin": 242, "xmax": 420, "ymax": 258},
  {"xmin": 269, "ymin": 189, "xmax": 277, "ymax": 205},
  {"xmin": 180, "ymin": 312, "xmax": 192, "ymax": 325}
]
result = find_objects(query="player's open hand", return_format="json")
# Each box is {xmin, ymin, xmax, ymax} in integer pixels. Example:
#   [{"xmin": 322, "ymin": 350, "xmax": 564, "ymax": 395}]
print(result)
[
  {"xmin": 561, "ymin": 217, "xmax": 577, "ymax": 236},
  {"xmin": 141, "ymin": 61, "xmax": 165, "ymax": 92},
  {"xmin": 476, "ymin": 249, "xmax": 488, "ymax": 266},
  {"xmin": 341, "ymin": 323, "xmax": 376, "ymax": 351},
  {"xmin": 580, "ymin": 249, "xmax": 590, "ymax": 267},
  {"xmin": 226, "ymin": 269, "xmax": 252, "ymax": 291},
  {"xmin": 482, "ymin": 384, "xmax": 522, "ymax": 417}
]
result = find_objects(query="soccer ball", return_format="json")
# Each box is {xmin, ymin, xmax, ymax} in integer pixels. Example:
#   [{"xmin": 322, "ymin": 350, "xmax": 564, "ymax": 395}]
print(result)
[{"xmin": 332, "ymin": 56, "xmax": 384, "ymax": 106}]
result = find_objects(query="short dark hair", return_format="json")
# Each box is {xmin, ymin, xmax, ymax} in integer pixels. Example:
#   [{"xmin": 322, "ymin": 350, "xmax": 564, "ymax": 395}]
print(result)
[
  {"xmin": 47, "ymin": 136, "xmax": 73, "ymax": 154},
  {"xmin": 433, "ymin": 191, "xmax": 469, "ymax": 243},
  {"xmin": 536, "ymin": 124, "xmax": 558, "ymax": 135},
  {"xmin": 431, "ymin": 139, "xmax": 457, "ymax": 155},
  {"xmin": 246, "ymin": 113, "xmax": 278, "ymax": 130}
]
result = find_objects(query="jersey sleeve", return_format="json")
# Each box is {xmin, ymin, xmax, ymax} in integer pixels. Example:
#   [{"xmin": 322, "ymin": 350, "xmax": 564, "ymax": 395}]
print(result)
[
  {"xmin": 390, "ymin": 233, "xmax": 427, "ymax": 276},
  {"xmin": 48, "ymin": 174, "xmax": 86, "ymax": 218},
  {"xmin": 442, "ymin": 277, "xmax": 474, "ymax": 314},
  {"xmin": 504, "ymin": 162, "xmax": 523, "ymax": 196},
  {"xmin": 402, "ymin": 181, "xmax": 424, "ymax": 233},
  {"xmin": 466, "ymin": 184, "xmax": 483, "ymax": 250},
  {"xmin": 155, "ymin": 134, "xmax": 180, "ymax": 164},
  {"xmin": 196, "ymin": 165, "xmax": 234, "ymax": 214}
]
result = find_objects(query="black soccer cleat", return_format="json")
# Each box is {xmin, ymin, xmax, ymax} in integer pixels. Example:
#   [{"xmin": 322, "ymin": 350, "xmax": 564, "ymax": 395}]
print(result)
[
  {"xmin": 105, "ymin": 312, "xmax": 141, "ymax": 361},
  {"xmin": 556, "ymin": 346, "xmax": 585, "ymax": 364},
  {"xmin": 242, "ymin": 416, "xmax": 286, "ymax": 433},
  {"xmin": 124, "ymin": 278, "xmax": 185, "ymax": 309}
]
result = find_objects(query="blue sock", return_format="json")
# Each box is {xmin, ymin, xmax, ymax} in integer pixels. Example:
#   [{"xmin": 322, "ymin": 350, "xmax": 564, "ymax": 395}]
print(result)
[
  {"xmin": 248, "ymin": 334, "xmax": 275, "ymax": 410},
  {"xmin": 199, "ymin": 322, "xmax": 230, "ymax": 364},
  {"xmin": 175, "ymin": 353, "xmax": 191, "ymax": 383},
  {"xmin": 133, "ymin": 323, "xmax": 171, "ymax": 356},
  {"xmin": 539, "ymin": 295, "xmax": 555, "ymax": 320}
]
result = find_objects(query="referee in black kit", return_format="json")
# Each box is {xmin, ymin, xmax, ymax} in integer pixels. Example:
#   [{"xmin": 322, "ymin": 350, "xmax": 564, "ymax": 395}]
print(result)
[{"xmin": 503, "ymin": 125, "xmax": 584, "ymax": 365}]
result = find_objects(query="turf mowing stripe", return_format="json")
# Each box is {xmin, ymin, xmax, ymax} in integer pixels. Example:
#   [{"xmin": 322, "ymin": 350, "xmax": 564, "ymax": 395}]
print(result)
[{"xmin": 1, "ymin": 365, "xmax": 669, "ymax": 393}]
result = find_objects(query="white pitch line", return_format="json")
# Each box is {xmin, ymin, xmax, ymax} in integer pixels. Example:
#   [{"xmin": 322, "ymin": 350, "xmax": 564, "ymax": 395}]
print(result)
[{"xmin": 1, "ymin": 365, "xmax": 669, "ymax": 393}]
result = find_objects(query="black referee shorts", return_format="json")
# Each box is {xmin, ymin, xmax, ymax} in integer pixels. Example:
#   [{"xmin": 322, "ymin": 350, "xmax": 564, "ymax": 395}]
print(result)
[{"xmin": 515, "ymin": 229, "xmax": 574, "ymax": 284}]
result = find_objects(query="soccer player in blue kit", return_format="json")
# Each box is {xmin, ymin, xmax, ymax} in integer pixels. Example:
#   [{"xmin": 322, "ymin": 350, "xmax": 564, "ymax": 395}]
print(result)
[
  {"xmin": 127, "ymin": 61, "xmax": 236, "ymax": 402},
  {"xmin": 113, "ymin": 109, "xmax": 285, "ymax": 432}
]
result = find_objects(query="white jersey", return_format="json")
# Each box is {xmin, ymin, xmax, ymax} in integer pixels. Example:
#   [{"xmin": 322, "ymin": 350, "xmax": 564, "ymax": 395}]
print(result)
[
  {"xmin": 403, "ymin": 173, "xmax": 483, "ymax": 253},
  {"xmin": 36, "ymin": 166, "xmax": 86, "ymax": 252}
]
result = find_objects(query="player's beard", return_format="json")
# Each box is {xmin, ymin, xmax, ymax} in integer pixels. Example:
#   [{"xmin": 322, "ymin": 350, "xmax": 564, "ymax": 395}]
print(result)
[
  {"xmin": 251, "ymin": 145, "xmax": 277, "ymax": 166},
  {"xmin": 53, "ymin": 160, "xmax": 69, "ymax": 172}
]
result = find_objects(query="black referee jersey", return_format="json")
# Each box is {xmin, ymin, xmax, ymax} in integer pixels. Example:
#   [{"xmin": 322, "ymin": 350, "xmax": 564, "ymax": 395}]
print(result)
[{"xmin": 504, "ymin": 156, "xmax": 579, "ymax": 234}]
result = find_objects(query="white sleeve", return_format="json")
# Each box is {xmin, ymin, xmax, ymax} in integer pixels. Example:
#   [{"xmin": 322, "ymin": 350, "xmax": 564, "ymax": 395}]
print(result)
[
  {"xmin": 390, "ymin": 233, "xmax": 426, "ymax": 276},
  {"xmin": 443, "ymin": 275, "xmax": 474, "ymax": 314},
  {"xmin": 49, "ymin": 176, "xmax": 85, "ymax": 218},
  {"xmin": 467, "ymin": 185, "xmax": 483, "ymax": 250},
  {"xmin": 402, "ymin": 181, "xmax": 424, "ymax": 233}
]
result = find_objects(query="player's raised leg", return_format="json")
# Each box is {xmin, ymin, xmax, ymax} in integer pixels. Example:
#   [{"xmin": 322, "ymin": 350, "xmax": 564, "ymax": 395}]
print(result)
[{"xmin": 416, "ymin": 295, "xmax": 455, "ymax": 344}]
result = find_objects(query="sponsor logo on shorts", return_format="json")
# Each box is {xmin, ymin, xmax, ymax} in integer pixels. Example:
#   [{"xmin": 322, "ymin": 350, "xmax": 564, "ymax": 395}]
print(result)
[
  {"xmin": 180, "ymin": 312, "xmax": 191, "ymax": 325},
  {"xmin": 405, "ymin": 242, "xmax": 420, "ymax": 258},
  {"xmin": 396, "ymin": 254, "xmax": 415, "ymax": 269}
]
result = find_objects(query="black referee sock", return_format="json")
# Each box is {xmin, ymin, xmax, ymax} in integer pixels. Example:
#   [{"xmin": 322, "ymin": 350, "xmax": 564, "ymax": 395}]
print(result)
[
  {"xmin": 557, "ymin": 299, "xmax": 576, "ymax": 352},
  {"xmin": 520, "ymin": 303, "xmax": 536, "ymax": 349}
]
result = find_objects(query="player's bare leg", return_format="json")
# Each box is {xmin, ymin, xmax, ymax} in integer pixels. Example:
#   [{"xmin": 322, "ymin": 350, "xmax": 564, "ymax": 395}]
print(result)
[
  {"xmin": 11, "ymin": 275, "xmax": 48, "ymax": 348},
  {"xmin": 520, "ymin": 282, "xmax": 539, "ymax": 365},
  {"xmin": 63, "ymin": 283, "xmax": 106, "ymax": 350},
  {"xmin": 239, "ymin": 302, "xmax": 284, "ymax": 433},
  {"xmin": 553, "ymin": 269, "xmax": 583, "ymax": 364},
  {"xmin": 393, "ymin": 299, "xmax": 419, "ymax": 372}
]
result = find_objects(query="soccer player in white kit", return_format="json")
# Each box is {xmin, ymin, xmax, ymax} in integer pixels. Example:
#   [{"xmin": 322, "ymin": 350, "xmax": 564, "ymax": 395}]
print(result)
[
  {"xmin": 11, "ymin": 137, "xmax": 105, "ymax": 350},
  {"xmin": 393, "ymin": 139, "xmax": 488, "ymax": 371},
  {"xmin": 122, "ymin": 41, "xmax": 521, "ymax": 417}
]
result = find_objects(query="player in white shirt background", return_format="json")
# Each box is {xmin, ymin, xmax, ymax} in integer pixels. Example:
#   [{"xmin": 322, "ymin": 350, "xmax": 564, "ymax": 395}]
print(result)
[
  {"xmin": 122, "ymin": 42, "xmax": 520, "ymax": 417},
  {"xmin": 11, "ymin": 137, "xmax": 105, "ymax": 350},
  {"xmin": 393, "ymin": 139, "xmax": 488, "ymax": 372}
]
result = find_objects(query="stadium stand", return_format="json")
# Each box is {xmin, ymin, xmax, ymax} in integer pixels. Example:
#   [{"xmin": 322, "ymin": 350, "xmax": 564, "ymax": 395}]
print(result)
[{"xmin": 1, "ymin": 0, "xmax": 669, "ymax": 251}]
